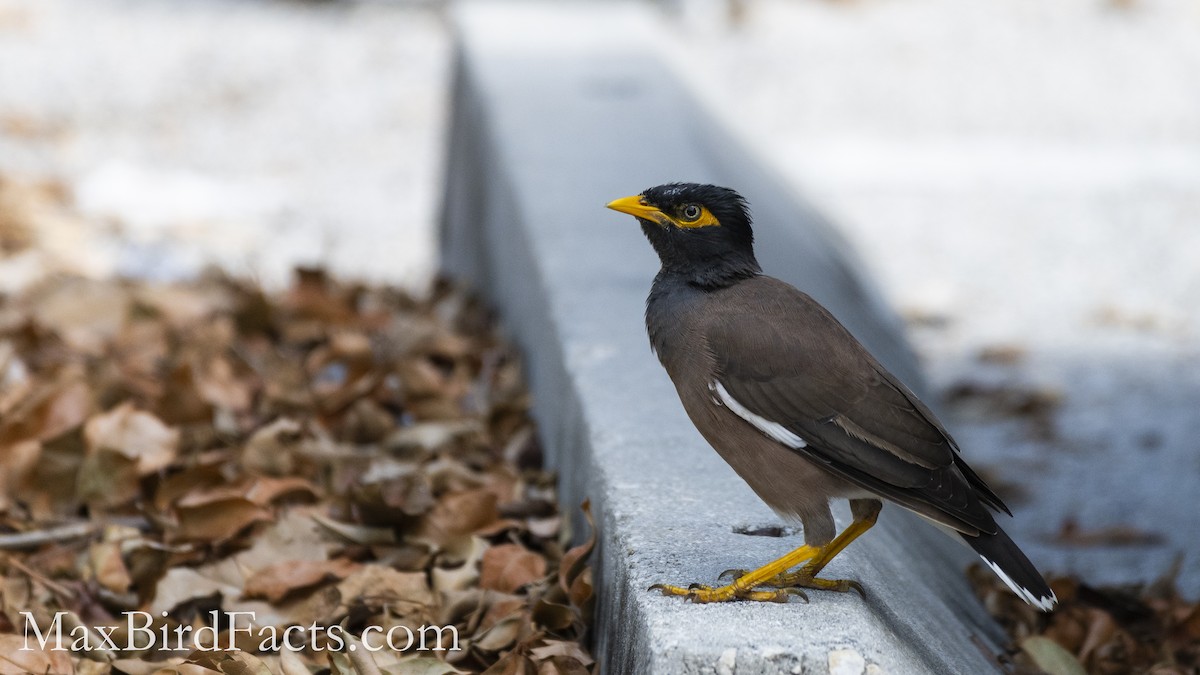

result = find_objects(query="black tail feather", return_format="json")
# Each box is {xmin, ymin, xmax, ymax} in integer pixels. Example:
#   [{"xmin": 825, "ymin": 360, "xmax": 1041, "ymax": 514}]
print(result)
[{"xmin": 965, "ymin": 524, "xmax": 1057, "ymax": 611}]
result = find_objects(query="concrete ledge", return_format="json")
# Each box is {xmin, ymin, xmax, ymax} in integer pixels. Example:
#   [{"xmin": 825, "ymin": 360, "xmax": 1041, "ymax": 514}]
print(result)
[{"xmin": 440, "ymin": 3, "xmax": 1005, "ymax": 672}]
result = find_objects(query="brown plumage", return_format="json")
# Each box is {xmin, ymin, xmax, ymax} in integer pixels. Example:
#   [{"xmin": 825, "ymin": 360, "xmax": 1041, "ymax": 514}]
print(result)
[{"xmin": 608, "ymin": 182, "xmax": 1056, "ymax": 610}]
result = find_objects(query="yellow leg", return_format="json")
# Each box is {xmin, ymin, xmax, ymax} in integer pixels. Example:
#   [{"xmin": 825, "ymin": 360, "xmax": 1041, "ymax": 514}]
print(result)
[
  {"xmin": 770, "ymin": 500, "xmax": 881, "ymax": 593},
  {"xmin": 650, "ymin": 543, "xmax": 819, "ymax": 603}
]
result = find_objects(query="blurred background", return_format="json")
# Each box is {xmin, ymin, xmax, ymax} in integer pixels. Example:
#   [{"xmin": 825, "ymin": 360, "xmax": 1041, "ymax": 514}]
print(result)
[{"xmin": 1, "ymin": 0, "xmax": 1197, "ymax": 598}]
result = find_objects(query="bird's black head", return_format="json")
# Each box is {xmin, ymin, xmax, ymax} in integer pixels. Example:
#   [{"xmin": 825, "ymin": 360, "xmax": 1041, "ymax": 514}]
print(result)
[{"xmin": 606, "ymin": 183, "xmax": 760, "ymax": 288}]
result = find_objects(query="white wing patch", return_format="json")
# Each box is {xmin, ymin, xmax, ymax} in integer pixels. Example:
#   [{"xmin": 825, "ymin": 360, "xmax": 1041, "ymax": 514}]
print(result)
[
  {"xmin": 980, "ymin": 556, "xmax": 1057, "ymax": 611},
  {"xmin": 711, "ymin": 381, "xmax": 807, "ymax": 449}
]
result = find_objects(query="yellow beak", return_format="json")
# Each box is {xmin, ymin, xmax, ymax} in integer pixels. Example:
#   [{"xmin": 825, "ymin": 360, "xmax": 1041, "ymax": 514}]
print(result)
[{"xmin": 606, "ymin": 195, "xmax": 670, "ymax": 225}]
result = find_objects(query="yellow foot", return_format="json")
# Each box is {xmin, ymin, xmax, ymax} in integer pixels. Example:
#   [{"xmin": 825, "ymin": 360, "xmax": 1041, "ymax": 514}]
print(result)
[
  {"xmin": 649, "ymin": 582, "xmax": 807, "ymax": 603},
  {"xmin": 718, "ymin": 569, "xmax": 866, "ymax": 598}
]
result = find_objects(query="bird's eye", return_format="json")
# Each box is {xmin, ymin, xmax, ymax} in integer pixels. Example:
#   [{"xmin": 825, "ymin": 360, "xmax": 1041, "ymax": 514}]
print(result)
[{"xmin": 680, "ymin": 204, "xmax": 702, "ymax": 222}]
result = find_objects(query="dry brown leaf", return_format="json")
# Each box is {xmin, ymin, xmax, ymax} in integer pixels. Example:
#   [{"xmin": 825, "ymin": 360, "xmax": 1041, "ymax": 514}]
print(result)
[
  {"xmin": 336, "ymin": 398, "xmax": 395, "ymax": 444},
  {"xmin": 242, "ymin": 476, "xmax": 319, "ymax": 506},
  {"xmin": 479, "ymin": 544, "xmax": 547, "ymax": 594},
  {"xmin": 75, "ymin": 660, "xmax": 114, "ymax": 675},
  {"xmin": 186, "ymin": 650, "xmax": 273, "ymax": 675},
  {"xmin": 277, "ymin": 650, "xmax": 311, "ymax": 675},
  {"xmin": 177, "ymin": 476, "xmax": 317, "ymax": 511},
  {"xmin": 84, "ymin": 401, "xmax": 179, "ymax": 475},
  {"xmin": 109, "ymin": 321, "xmax": 170, "ymax": 402},
  {"xmin": 153, "ymin": 457, "xmax": 229, "ymax": 510},
  {"xmin": 29, "ymin": 278, "xmax": 130, "ymax": 353},
  {"xmin": 565, "ymin": 568, "xmax": 593, "ymax": 615},
  {"xmin": 1021, "ymin": 635, "xmax": 1088, "ymax": 675},
  {"xmin": 226, "ymin": 510, "xmax": 334, "ymax": 571},
  {"xmin": 171, "ymin": 497, "xmax": 270, "ymax": 543},
  {"xmin": 0, "ymin": 342, "xmax": 31, "ymax": 416},
  {"xmin": 76, "ymin": 447, "xmax": 141, "ymax": 508},
  {"xmin": 431, "ymin": 536, "xmax": 488, "ymax": 593},
  {"xmin": 243, "ymin": 558, "xmax": 361, "ymax": 602},
  {"xmin": 0, "ymin": 376, "xmax": 92, "ymax": 446},
  {"xmin": 1177, "ymin": 603, "xmax": 1200, "ymax": 642},
  {"xmin": 416, "ymin": 489, "xmax": 499, "ymax": 546},
  {"xmin": 88, "ymin": 539, "xmax": 132, "ymax": 593},
  {"xmin": 559, "ymin": 501, "xmax": 596, "ymax": 610},
  {"xmin": 311, "ymin": 513, "xmax": 397, "ymax": 546},
  {"xmin": 1076, "ymin": 607, "xmax": 1120, "ymax": 664},
  {"xmin": 194, "ymin": 356, "xmax": 254, "ymax": 414},
  {"xmin": 149, "ymin": 665, "xmax": 223, "ymax": 675},
  {"xmin": 0, "ymin": 634, "xmax": 74, "ymax": 674},
  {"xmin": 0, "ymin": 439, "xmax": 41, "ymax": 511},
  {"xmin": 380, "ymin": 657, "xmax": 466, "ymax": 675},
  {"xmin": 531, "ymin": 598, "xmax": 576, "ymax": 633},
  {"xmin": 536, "ymin": 656, "xmax": 591, "ymax": 675},
  {"xmin": 156, "ymin": 361, "xmax": 215, "ymax": 426},
  {"xmin": 474, "ymin": 614, "xmax": 524, "ymax": 652},
  {"xmin": 386, "ymin": 420, "xmax": 482, "ymax": 455},
  {"xmin": 0, "ymin": 178, "xmax": 37, "ymax": 253},
  {"xmin": 151, "ymin": 566, "xmax": 241, "ymax": 615},
  {"xmin": 355, "ymin": 461, "xmax": 435, "ymax": 508},
  {"xmin": 481, "ymin": 652, "xmax": 537, "ymax": 675},
  {"xmin": 529, "ymin": 639, "xmax": 595, "ymax": 666},
  {"xmin": 336, "ymin": 565, "xmax": 434, "ymax": 608},
  {"xmin": 240, "ymin": 417, "xmax": 303, "ymax": 476},
  {"xmin": 20, "ymin": 428, "xmax": 92, "ymax": 519},
  {"xmin": 133, "ymin": 284, "xmax": 232, "ymax": 329},
  {"xmin": 111, "ymin": 659, "xmax": 186, "ymax": 675},
  {"xmin": 477, "ymin": 595, "xmax": 529, "ymax": 636}
]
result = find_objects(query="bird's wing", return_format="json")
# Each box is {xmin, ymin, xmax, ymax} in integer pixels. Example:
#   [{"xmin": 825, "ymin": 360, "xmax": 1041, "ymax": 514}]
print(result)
[{"xmin": 707, "ymin": 283, "xmax": 1006, "ymax": 535}]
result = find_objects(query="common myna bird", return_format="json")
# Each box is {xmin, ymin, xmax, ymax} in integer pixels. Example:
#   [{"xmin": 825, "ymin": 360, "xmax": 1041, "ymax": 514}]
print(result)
[{"xmin": 607, "ymin": 183, "xmax": 1056, "ymax": 610}]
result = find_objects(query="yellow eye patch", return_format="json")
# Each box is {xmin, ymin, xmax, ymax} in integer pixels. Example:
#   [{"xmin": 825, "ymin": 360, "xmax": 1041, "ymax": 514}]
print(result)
[{"xmin": 674, "ymin": 204, "xmax": 720, "ymax": 228}]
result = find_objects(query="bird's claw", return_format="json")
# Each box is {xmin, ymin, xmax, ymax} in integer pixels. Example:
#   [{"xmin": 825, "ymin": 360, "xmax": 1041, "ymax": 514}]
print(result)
[
  {"xmin": 766, "ymin": 572, "xmax": 867, "ymax": 598},
  {"xmin": 650, "ymin": 582, "xmax": 731, "ymax": 602},
  {"xmin": 718, "ymin": 568, "xmax": 749, "ymax": 581},
  {"xmin": 783, "ymin": 587, "xmax": 810, "ymax": 603}
]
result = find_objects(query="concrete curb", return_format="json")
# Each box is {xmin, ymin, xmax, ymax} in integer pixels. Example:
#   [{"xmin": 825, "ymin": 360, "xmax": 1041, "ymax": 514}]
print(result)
[{"xmin": 440, "ymin": 3, "xmax": 1006, "ymax": 672}]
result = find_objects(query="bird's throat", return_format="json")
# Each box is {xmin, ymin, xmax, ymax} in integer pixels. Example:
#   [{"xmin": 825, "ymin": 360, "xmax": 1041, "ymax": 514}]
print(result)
[
  {"xmin": 641, "ymin": 223, "xmax": 760, "ymax": 290},
  {"xmin": 656, "ymin": 255, "xmax": 761, "ymax": 290}
]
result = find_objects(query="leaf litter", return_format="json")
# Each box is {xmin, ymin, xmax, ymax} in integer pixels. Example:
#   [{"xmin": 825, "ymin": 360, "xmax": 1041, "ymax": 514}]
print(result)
[
  {"xmin": 968, "ymin": 560, "xmax": 1199, "ymax": 674},
  {"xmin": 0, "ymin": 268, "xmax": 596, "ymax": 674}
]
